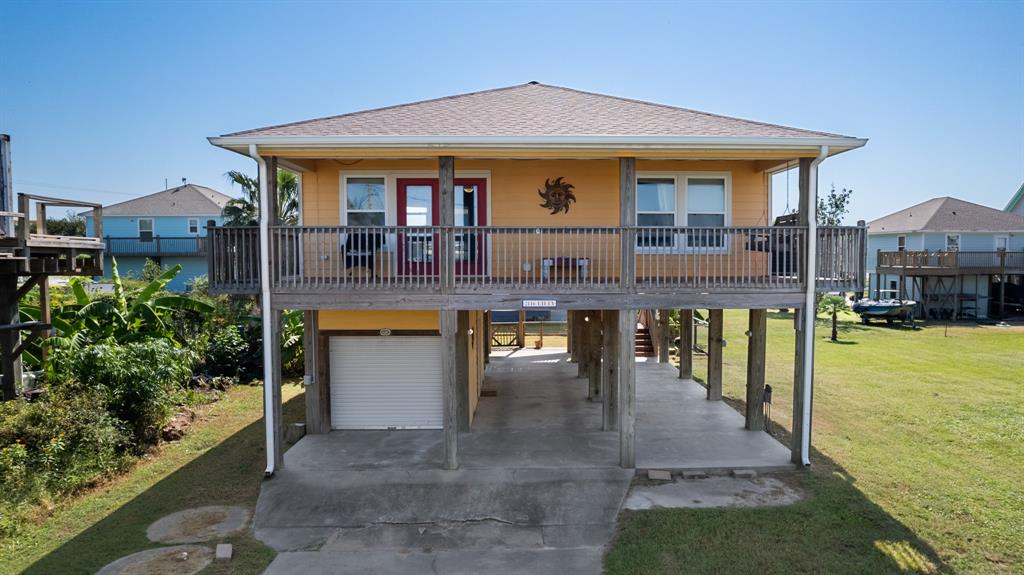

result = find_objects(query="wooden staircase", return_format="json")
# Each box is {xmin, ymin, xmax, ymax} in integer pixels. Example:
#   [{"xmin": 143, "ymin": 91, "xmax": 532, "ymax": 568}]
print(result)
[{"xmin": 634, "ymin": 327, "xmax": 656, "ymax": 357}]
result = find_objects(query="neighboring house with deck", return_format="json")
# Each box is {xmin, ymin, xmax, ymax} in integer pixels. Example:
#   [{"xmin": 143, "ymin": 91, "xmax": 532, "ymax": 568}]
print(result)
[
  {"xmin": 204, "ymin": 82, "xmax": 868, "ymax": 475},
  {"xmin": 867, "ymin": 196, "xmax": 1024, "ymax": 320},
  {"xmin": 84, "ymin": 184, "xmax": 232, "ymax": 291}
]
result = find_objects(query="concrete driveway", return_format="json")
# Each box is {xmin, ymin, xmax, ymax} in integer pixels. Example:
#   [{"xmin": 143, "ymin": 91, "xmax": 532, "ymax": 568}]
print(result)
[{"xmin": 258, "ymin": 348, "xmax": 790, "ymax": 574}]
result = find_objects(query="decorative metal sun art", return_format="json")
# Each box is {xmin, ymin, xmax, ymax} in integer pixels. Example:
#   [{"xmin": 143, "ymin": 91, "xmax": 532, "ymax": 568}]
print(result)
[{"xmin": 537, "ymin": 177, "xmax": 577, "ymax": 215}]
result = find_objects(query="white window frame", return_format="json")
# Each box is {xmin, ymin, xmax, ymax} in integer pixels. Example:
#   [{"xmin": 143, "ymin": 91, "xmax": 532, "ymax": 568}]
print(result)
[
  {"xmin": 945, "ymin": 233, "xmax": 961, "ymax": 252},
  {"xmin": 994, "ymin": 235, "xmax": 1008, "ymax": 251},
  {"xmin": 897, "ymin": 235, "xmax": 906, "ymax": 252},
  {"xmin": 342, "ymin": 175, "xmax": 388, "ymax": 227},
  {"xmin": 682, "ymin": 174, "xmax": 731, "ymax": 250},
  {"xmin": 187, "ymin": 218, "xmax": 199, "ymax": 235},
  {"xmin": 635, "ymin": 175, "xmax": 678, "ymax": 250},
  {"xmin": 138, "ymin": 218, "xmax": 154, "ymax": 242},
  {"xmin": 635, "ymin": 171, "xmax": 732, "ymax": 253}
]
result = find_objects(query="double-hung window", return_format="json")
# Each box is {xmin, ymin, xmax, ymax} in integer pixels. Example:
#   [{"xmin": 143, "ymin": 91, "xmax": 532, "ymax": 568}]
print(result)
[
  {"xmin": 187, "ymin": 218, "xmax": 199, "ymax": 234},
  {"xmin": 138, "ymin": 218, "xmax": 154, "ymax": 242},
  {"xmin": 344, "ymin": 177, "xmax": 386, "ymax": 226},
  {"xmin": 897, "ymin": 235, "xmax": 906, "ymax": 252},
  {"xmin": 945, "ymin": 234, "xmax": 960, "ymax": 252},
  {"xmin": 685, "ymin": 177, "xmax": 727, "ymax": 248},
  {"xmin": 636, "ymin": 178, "xmax": 676, "ymax": 248}
]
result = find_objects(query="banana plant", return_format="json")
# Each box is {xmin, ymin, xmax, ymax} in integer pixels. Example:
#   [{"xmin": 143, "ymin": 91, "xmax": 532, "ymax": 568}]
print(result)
[{"xmin": 19, "ymin": 258, "xmax": 214, "ymax": 367}]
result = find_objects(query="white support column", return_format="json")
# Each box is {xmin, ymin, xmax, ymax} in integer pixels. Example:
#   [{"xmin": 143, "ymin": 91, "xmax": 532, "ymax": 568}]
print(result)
[
  {"xmin": 795, "ymin": 146, "xmax": 828, "ymax": 466},
  {"xmin": 250, "ymin": 145, "xmax": 281, "ymax": 476}
]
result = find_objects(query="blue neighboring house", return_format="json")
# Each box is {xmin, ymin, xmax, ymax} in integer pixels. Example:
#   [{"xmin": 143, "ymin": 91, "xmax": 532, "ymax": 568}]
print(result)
[
  {"xmin": 866, "ymin": 196, "xmax": 1024, "ymax": 320},
  {"xmin": 84, "ymin": 184, "xmax": 233, "ymax": 291},
  {"xmin": 1005, "ymin": 181, "xmax": 1024, "ymax": 218}
]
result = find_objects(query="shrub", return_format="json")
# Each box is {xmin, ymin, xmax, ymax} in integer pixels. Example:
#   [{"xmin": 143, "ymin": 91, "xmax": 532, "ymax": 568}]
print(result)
[
  {"xmin": 0, "ymin": 388, "xmax": 129, "ymax": 538},
  {"xmin": 205, "ymin": 325, "xmax": 250, "ymax": 380},
  {"xmin": 52, "ymin": 340, "xmax": 194, "ymax": 449}
]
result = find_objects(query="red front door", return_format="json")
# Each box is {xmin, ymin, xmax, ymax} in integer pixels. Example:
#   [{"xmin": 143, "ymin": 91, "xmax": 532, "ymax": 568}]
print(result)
[{"xmin": 397, "ymin": 178, "xmax": 487, "ymax": 277}]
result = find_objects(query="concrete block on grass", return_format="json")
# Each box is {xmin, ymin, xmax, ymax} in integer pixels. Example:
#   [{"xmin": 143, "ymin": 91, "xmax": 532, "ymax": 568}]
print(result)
[
  {"xmin": 647, "ymin": 469, "xmax": 672, "ymax": 481},
  {"xmin": 215, "ymin": 544, "xmax": 232, "ymax": 561},
  {"xmin": 731, "ymin": 469, "xmax": 757, "ymax": 479},
  {"xmin": 286, "ymin": 423, "xmax": 306, "ymax": 444}
]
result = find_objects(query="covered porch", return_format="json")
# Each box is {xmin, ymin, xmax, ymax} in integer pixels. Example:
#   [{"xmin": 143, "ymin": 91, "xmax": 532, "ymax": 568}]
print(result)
[
  {"xmin": 255, "ymin": 346, "xmax": 790, "ymax": 559},
  {"xmin": 272, "ymin": 345, "xmax": 790, "ymax": 476}
]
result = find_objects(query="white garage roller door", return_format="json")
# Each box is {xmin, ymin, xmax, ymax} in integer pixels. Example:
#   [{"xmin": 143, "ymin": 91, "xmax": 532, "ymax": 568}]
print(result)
[{"xmin": 329, "ymin": 336, "xmax": 443, "ymax": 429}]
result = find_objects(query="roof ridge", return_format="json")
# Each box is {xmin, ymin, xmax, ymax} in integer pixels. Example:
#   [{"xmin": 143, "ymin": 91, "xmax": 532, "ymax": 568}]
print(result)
[
  {"xmin": 534, "ymin": 83, "xmax": 849, "ymax": 139},
  {"xmin": 97, "ymin": 183, "xmax": 229, "ymax": 210},
  {"xmin": 223, "ymin": 83, "xmax": 536, "ymax": 137}
]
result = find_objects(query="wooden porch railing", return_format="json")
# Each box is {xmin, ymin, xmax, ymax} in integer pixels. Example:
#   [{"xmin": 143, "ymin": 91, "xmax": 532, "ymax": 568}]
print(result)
[
  {"xmin": 207, "ymin": 225, "xmax": 866, "ymax": 295},
  {"xmin": 106, "ymin": 236, "xmax": 207, "ymax": 257},
  {"xmin": 877, "ymin": 250, "xmax": 1024, "ymax": 274}
]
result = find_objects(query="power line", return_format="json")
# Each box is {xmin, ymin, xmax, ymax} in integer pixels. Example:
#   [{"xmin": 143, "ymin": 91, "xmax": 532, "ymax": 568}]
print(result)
[{"xmin": 12, "ymin": 179, "xmax": 142, "ymax": 196}]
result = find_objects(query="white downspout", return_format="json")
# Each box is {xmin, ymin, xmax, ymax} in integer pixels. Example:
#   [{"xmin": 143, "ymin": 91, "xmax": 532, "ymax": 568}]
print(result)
[
  {"xmin": 801, "ymin": 145, "xmax": 829, "ymax": 466},
  {"xmin": 249, "ymin": 144, "xmax": 277, "ymax": 477}
]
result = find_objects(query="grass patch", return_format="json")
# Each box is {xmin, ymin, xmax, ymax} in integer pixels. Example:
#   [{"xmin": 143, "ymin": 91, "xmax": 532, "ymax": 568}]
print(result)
[
  {"xmin": 608, "ymin": 311, "xmax": 1023, "ymax": 574},
  {"xmin": 0, "ymin": 382, "xmax": 304, "ymax": 575}
]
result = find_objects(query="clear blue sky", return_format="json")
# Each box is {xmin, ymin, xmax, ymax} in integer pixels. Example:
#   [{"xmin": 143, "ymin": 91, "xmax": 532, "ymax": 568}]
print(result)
[{"xmin": 2, "ymin": 1, "xmax": 1021, "ymax": 222}]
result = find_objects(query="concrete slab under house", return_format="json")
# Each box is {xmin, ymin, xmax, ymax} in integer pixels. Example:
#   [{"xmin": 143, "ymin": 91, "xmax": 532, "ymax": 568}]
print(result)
[{"xmin": 201, "ymin": 83, "xmax": 868, "ymax": 560}]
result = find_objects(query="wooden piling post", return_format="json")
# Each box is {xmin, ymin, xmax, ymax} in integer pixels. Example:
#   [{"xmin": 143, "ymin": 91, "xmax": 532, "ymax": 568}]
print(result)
[
  {"xmin": 601, "ymin": 310, "xmax": 619, "ymax": 431},
  {"xmin": 707, "ymin": 309, "xmax": 723, "ymax": 401},
  {"xmin": 441, "ymin": 309, "xmax": 459, "ymax": 470},
  {"xmin": 516, "ymin": 310, "xmax": 526, "ymax": 349},
  {"xmin": 657, "ymin": 309, "xmax": 670, "ymax": 363},
  {"xmin": 618, "ymin": 308, "xmax": 636, "ymax": 468},
  {"xmin": 587, "ymin": 311, "xmax": 602, "ymax": 400},
  {"xmin": 303, "ymin": 310, "xmax": 330, "ymax": 434},
  {"xmin": 745, "ymin": 308, "xmax": 767, "ymax": 431},
  {"xmin": 678, "ymin": 309, "xmax": 693, "ymax": 379}
]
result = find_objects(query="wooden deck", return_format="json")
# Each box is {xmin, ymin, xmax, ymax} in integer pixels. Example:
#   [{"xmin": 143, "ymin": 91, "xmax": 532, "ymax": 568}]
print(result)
[
  {"xmin": 206, "ymin": 224, "xmax": 866, "ymax": 309},
  {"xmin": 876, "ymin": 250, "xmax": 1024, "ymax": 276}
]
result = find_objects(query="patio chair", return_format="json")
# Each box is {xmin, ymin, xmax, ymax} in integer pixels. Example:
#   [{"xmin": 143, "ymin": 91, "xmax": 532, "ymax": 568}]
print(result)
[{"xmin": 344, "ymin": 229, "xmax": 383, "ymax": 276}]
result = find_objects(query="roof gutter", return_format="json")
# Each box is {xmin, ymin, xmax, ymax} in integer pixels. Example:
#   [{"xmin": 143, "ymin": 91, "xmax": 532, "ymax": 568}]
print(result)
[
  {"xmin": 209, "ymin": 134, "xmax": 867, "ymax": 151},
  {"xmin": 249, "ymin": 144, "xmax": 278, "ymax": 478},
  {"xmin": 801, "ymin": 144, "xmax": 829, "ymax": 467}
]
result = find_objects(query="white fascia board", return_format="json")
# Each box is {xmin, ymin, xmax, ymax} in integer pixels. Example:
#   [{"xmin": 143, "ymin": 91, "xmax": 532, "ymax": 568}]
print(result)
[{"xmin": 208, "ymin": 134, "xmax": 868, "ymax": 152}]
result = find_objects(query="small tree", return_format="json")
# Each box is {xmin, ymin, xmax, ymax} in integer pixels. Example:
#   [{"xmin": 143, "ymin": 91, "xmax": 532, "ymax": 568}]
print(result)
[
  {"xmin": 817, "ymin": 185, "xmax": 853, "ymax": 227},
  {"xmin": 818, "ymin": 294, "xmax": 849, "ymax": 342}
]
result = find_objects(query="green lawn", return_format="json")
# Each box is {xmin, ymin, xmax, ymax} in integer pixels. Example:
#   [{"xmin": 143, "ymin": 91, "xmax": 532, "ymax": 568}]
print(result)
[
  {"xmin": 606, "ymin": 311, "xmax": 1024, "ymax": 574},
  {"xmin": 0, "ymin": 382, "xmax": 304, "ymax": 575},
  {"xmin": 3, "ymin": 313, "xmax": 1020, "ymax": 574}
]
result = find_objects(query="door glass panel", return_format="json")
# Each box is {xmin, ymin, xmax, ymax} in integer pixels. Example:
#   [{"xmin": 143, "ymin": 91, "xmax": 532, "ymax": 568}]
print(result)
[
  {"xmin": 405, "ymin": 185, "xmax": 433, "ymax": 226},
  {"xmin": 455, "ymin": 184, "xmax": 479, "ymax": 263},
  {"xmin": 404, "ymin": 184, "xmax": 433, "ymax": 264},
  {"xmin": 455, "ymin": 184, "xmax": 478, "ymax": 226}
]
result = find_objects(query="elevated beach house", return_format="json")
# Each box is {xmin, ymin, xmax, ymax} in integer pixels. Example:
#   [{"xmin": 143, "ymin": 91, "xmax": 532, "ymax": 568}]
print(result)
[
  {"xmin": 205, "ymin": 82, "xmax": 867, "ymax": 474},
  {"xmin": 867, "ymin": 196, "xmax": 1024, "ymax": 320},
  {"xmin": 84, "ymin": 183, "xmax": 231, "ymax": 291}
]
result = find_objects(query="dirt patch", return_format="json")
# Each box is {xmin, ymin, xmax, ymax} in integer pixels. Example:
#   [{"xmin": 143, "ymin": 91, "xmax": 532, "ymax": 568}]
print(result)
[
  {"xmin": 147, "ymin": 505, "xmax": 250, "ymax": 544},
  {"xmin": 96, "ymin": 545, "xmax": 212, "ymax": 575},
  {"xmin": 161, "ymin": 409, "xmax": 196, "ymax": 442}
]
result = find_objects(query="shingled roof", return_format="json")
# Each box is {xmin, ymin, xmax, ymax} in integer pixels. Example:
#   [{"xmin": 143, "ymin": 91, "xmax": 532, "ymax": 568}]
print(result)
[
  {"xmin": 868, "ymin": 197, "xmax": 1024, "ymax": 234},
  {"xmin": 211, "ymin": 83, "xmax": 865, "ymax": 155},
  {"xmin": 85, "ymin": 184, "xmax": 232, "ymax": 217}
]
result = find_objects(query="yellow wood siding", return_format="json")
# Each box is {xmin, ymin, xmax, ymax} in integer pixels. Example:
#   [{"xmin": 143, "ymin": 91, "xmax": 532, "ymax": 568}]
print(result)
[
  {"xmin": 318, "ymin": 309, "xmax": 439, "ymax": 330},
  {"xmin": 301, "ymin": 159, "xmax": 768, "ymax": 226}
]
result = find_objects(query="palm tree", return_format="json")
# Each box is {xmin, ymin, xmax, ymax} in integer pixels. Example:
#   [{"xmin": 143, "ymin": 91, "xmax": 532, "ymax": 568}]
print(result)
[
  {"xmin": 222, "ymin": 169, "xmax": 299, "ymax": 226},
  {"xmin": 817, "ymin": 294, "xmax": 849, "ymax": 342}
]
